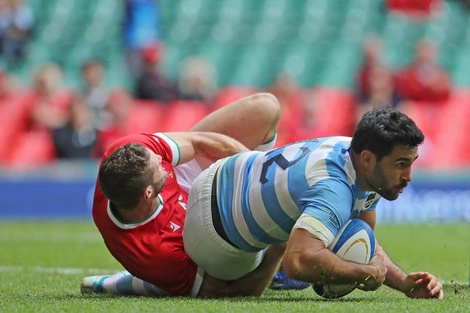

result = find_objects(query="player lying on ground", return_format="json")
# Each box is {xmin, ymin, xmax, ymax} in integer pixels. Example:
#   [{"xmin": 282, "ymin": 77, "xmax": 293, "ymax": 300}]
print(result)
[
  {"xmin": 182, "ymin": 107, "xmax": 443, "ymax": 299},
  {"xmin": 82, "ymin": 93, "xmax": 308, "ymax": 297}
]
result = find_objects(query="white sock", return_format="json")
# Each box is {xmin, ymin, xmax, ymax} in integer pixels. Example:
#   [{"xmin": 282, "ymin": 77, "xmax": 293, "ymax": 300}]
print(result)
[
  {"xmin": 102, "ymin": 271, "xmax": 171, "ymax": 297},
  {"xmin": 255, "ymin": 133, "xmax": 277, "ymax": 151}
]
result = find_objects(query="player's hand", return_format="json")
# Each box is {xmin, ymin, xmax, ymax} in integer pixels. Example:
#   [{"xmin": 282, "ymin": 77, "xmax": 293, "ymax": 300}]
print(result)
[
  {"xmin": 402, "ymin": 272, "xmax": 444, "ymax": 299},
  {"xmin": 358, "ymin": 245, "xmax": 387, "ymax": 291}
]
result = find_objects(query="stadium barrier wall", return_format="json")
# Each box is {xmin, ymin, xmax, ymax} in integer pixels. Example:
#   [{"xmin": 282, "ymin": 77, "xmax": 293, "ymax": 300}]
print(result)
[{"xmin": 0, "ymin": 163, "xmax": 469, "ymax": 223}]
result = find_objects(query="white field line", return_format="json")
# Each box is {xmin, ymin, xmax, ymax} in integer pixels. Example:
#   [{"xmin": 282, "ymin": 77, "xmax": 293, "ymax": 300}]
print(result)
[{"xmin": 0, "ymin": 265, "xmax": 120, "ymax": 275}]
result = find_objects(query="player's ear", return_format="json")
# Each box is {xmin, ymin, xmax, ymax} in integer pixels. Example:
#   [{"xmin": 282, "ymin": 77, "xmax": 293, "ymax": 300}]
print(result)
[
  {"xmin": 143, "ymin": 185, "xmax": 153, "ymax": 199},
  {"xmin": 360, "ymin": 150, "xmax": 375, "ymax": 170}
]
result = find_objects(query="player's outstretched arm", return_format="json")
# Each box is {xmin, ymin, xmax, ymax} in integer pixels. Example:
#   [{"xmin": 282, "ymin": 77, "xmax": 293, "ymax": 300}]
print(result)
[
  {"xmin": 359, "ymin": 211, "xmax": 443, "ymax": 299},
  {"xmin": 381, "ymin": 248, "xmax": 444, "ymax": 299},
  {"xmin": 400, "ymin": 272, "xmax": 444, "ymax": 299},
  {"xmin": 165, "ymin": 131, "xmax": 250, "ymax": 165}
]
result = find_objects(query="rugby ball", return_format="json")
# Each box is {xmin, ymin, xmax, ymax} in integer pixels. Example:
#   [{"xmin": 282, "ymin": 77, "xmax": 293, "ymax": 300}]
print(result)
[{"xmin": 313, "ymin": 218, "xmax": 376, "ymax": 299}]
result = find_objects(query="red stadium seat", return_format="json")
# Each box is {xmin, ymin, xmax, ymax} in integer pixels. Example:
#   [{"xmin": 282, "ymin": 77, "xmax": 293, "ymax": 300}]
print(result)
[
  {"xmin": 126, "ymin": 100, "xmax": 166, "ymax": 133},
  {"xmin": 214, "ymin": 86, "xmax": 261, "ymax": 110},
  {"xmin": 398, "ymin": 100, "xmax": 442, "ymax": 168},
  {"xmin": 427, "ymin": 89, "xmax": 470, "ymax": 169},
  {"xmin": 0, "ymin": 93, "xmax": 33, "ymax": 163},
  {"xmin": 160, "ymin": 100, "xmax": 210, "ymax": 132},
  {"xmin": 7, "ymin": 130, "xmax": 56, "ymax": 169},
  {"xmin": 305, "ymin": 87, "xmax": 357, "ymax": 138}
]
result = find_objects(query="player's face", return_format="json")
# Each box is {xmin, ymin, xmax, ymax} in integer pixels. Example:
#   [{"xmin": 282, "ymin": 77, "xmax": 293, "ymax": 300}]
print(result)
[
  {"xmin": 148, "ymin": 150, "xmax": 167, "ymax": 195},
  {"xmin": 367, "ymin": 145, "xmax": 418, "ymax": 200}
]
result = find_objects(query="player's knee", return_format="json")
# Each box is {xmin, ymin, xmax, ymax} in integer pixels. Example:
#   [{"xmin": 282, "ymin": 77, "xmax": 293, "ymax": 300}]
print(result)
[{"xmin": 251, "ymin": 92, "xmax": 282, "ymax": 126}]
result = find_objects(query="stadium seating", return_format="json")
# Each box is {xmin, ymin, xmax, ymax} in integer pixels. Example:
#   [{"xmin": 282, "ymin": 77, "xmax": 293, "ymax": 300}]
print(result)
[
  {"xmin": 6, "ymin": 130, "xmax": 56, "ymax": 169},
  {"xmin": 213, "ymin": 85, "xmax": 261, "ymax": 109},
  {"xmin": 427, "ymin": 89, "xmax": 470, "ymax": 169},
  {"xmin": 0, "ymin": 96, "xmax": 30, "ymax": 162},
  {"xmin": 307, "ymin": 87, "xmax": 357, "ymax": 137},
  {"xmin": 160, "ymin": 100, "xmax": 211, "ymax": 132},
  {"xmin": 126, "ymin": 100, "xmax": 166, "ymax": 133},
  {"xmin": 1, "ymin": 0, "xmax": 469, "ymax": 169}
]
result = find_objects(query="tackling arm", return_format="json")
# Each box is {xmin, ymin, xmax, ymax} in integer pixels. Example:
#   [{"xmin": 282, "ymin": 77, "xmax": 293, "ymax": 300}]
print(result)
[{"xmin": 164, "ymin": 132, "xmax": 250, "ymax": 166}]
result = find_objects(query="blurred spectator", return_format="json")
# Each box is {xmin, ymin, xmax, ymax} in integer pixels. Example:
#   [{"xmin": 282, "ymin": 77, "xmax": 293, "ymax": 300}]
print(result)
[
  {"xmin": 79, "ymin": 58, "xmax": 112, "ymax": 130},
  {"xmin": 456, "ymin": 0, "xmax": 470, "ymax": 10},
  {"xmin": 25, "ymin": 62, "xmax": 72, "ymax": 131},
  {"xmin": 0, "ymin": 0, "xmax": 8, "ymax": 51},
  {"xmin": 134, "ymin": 42, "xmax": 180, "ymax": 104},
  {"xmin": 356, "ymin": 62, "xmax": 401, "ymax": 121},
  {"xmin": 52, "ymin": 94, "xmax": 98, "ymax": 159},
  {"xmin": 178, "ymin": 56, "xmax": 217, "ymax": 106},
  {"xmin": 395, "ymin": 39, "xmax": 452, "ymax": 104},
  {"xmin": 0, "ymin": 68, "xmax": 17, "ymax": 100},
  {"xmin": 0, "ymin": 0, "xmax": 34, "ymax": 67},
  {"xmin": 359, "ymin": 63, "xmax": 400, "ymax": 109},
  {"xmin": 123, "ymin": 0, "xmax": 162, "ymax": 79},
  {"xmin": 95, "ymin": 88, "xmax": 134, "ymax": 156},
  {"xmin": 385, "ymin": 0, "xmax": 442, "ymax": 19},
  {"xmin": 356, "ymin": 36, "xmax": 401, "ymax": 120},
  {"xmin": 357, "ymin": 36, "xmax": 392, "ymax": 103},
  {"xmin": 267, "ymin": 72, "xmax": 309, "ymax": 146},
  {"xmin": 394, "ymin": 39, "xmax": 452, "ymax": 167}
]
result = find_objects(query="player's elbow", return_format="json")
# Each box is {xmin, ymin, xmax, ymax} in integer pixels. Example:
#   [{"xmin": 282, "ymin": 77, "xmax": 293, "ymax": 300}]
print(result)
[{"xmin": 283, "ymin": 252, "xmax": 326, "ymax": 283}]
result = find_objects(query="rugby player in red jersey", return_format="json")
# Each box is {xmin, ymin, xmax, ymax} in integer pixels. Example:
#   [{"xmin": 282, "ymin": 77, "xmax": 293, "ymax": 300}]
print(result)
[{"xmin": 83, "ymin": 93, "xmax": 288, "ymax": 297}]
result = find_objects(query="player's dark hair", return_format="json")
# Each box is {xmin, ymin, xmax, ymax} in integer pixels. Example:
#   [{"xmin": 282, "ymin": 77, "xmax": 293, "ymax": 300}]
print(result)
[
  {"xmin": 351, "ymin": 107, "xmax": 425, "ymax": 161},
  {"xmin": 98, "ymin": 143, "xmax": 154, "ymax": 210}
]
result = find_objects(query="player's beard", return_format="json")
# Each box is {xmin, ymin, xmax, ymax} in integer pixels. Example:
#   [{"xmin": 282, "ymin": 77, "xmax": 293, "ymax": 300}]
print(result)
[
  {"xmin": 153, "ymin": 174, "xmax": 167, "ymax": 195},
  {"xmin": 367, "ymin": 165, "xmax": 406, "ymax": 201}
]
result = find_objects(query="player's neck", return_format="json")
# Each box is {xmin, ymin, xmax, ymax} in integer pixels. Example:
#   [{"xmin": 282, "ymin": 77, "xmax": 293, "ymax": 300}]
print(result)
[{"xmin": 113, "ymin": 199, "xmax": 158, "ymax": 223}]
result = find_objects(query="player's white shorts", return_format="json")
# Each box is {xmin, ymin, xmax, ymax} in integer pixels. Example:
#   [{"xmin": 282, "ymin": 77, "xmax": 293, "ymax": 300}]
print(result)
[{"xmin": 183, "ymin": 159, "xmax": 265, "ymax": 280}]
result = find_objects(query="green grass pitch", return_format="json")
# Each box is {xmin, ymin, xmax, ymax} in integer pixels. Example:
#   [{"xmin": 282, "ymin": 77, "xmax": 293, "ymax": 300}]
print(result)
[{"xmin": 0, "ymin": 221, "xmax": 468, "ymax": 313}]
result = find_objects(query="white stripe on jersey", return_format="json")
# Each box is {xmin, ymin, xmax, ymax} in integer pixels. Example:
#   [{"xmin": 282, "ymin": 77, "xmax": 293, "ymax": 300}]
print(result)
[
  {"xmin": 231, "ymin": 153, "xmax": 269, "ymax": 249},
  {"xmin": 305, "ymin": 137, "xmax": 353, "ymax": 187},
  {"xmin": 248, "ymin": 155, "xmax": 290, "ymax": 245},
  {"xmin": 274, "ymin": 143, "xmax": 307, "ymax": 220}
]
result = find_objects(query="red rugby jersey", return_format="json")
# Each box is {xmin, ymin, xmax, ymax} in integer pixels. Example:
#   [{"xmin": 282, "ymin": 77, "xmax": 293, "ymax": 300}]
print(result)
[{"xmin": 92, "ymin": 133, "xmax": 203, "ymax": 296}]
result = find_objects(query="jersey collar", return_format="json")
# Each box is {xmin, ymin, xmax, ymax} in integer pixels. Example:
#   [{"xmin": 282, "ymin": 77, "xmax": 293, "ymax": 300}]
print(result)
[{"xmin": 107, "ymin": 194, "xmax": 164, "ymax": 229}]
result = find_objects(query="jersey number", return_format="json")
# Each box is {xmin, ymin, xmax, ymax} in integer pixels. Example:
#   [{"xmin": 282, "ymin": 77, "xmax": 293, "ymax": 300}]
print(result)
[{"xmin": 260, "ymin": 147, "xmax": 310, "ymax": 184}]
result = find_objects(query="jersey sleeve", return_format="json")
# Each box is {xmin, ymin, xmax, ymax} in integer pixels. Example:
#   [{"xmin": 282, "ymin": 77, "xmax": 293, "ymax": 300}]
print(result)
[
  {"xmin": 300, "ymin": 178, "xmax": 355, "ymax": 237},
  {"xmin": 102, "ymin": 133, "xmax": 181, "ymax": 166}
]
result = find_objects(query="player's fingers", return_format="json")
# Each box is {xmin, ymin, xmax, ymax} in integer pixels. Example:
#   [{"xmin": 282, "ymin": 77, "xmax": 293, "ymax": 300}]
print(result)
[
  {"xmin": 428, "ymin": 278, "xmax": 442, "ymax": 293},
  {"xmin": 409, "ymin": 271, "xmax": 428, "ymax": 279},
  {"xmin": 424, "ymin": 275, "xmax": 439, "ymax": 289},
  {"xmin": 409, "ymin": 272, "xmax": 429, "ymax": 278},
  {"xmin": 435, "ymin": 289, "xmax": 444, "ymax": 299}
]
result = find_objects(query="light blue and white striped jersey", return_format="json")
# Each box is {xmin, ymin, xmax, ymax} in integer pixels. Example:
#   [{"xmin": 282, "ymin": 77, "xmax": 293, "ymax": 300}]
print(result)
[{"xmin": 215, "ymin": 136, "xmax": 381, "ymax": 252}]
